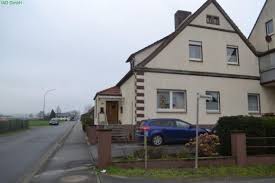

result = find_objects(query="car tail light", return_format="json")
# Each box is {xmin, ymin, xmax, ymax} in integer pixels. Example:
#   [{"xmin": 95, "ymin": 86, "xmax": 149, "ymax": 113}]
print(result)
[{"xmin": 139, "ymin": 126, "xmax": 150, "ymax": 131}]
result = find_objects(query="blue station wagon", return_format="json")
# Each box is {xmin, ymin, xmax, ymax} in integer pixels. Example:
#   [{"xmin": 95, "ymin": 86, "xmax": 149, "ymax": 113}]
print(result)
[{"xmin": 136, "ymin": 118, "xmax": 209, "ymax": 146}]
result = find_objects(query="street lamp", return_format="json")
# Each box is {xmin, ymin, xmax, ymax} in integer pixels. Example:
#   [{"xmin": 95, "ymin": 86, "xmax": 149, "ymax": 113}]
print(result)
[
  {"xmin": 43, "ymin": 89, "xmax": 56, "ymax": 119},
  {"xmin": 195, "ymin": 93, "xmax": 213, "ymax": 169}
]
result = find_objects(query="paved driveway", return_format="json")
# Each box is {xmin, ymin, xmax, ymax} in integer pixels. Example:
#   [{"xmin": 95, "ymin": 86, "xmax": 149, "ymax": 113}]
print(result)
[{"xmin": 0, "ymin": 121, "xmax": 75, "ymax": 183}]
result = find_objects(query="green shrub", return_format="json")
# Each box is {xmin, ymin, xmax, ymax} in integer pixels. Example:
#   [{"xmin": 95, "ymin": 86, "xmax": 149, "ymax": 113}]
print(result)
[
  {"xmin": 215, "ymin": 116, "xmax": 275, "ymax": 155},
  {"xmin": 176, "ymin": 148, "xmax": 193, "ymax": 159},
  {"xmin": 81, "ymin": 111, "xmax": 94, "ymax": 132},
  {"xmin": 185, "ymin": 133, "xmax": 220, "ymax": 157},
  {"xmin": 133, "ymin": 147, "xmax": 165, "ymax": 160}
]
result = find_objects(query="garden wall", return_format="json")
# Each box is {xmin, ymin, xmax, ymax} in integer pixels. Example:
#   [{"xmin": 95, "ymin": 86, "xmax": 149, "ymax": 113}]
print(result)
[
  {"xmin": 113, "ymin": 157, "xmax": 235, "ymax": 169},
  {"xmin": 0, "ymin": 119, "xmax": 29, "ymax": 133}
]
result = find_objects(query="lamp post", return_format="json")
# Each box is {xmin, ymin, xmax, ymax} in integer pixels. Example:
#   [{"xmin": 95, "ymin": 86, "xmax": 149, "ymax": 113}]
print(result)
[
  {"xmin": 195, "ymin": 93, "xmax": 213, "ymax": 169},
  {"xmin": 43, "ymin": 89, "xmax": 56, "ymax": 119}
]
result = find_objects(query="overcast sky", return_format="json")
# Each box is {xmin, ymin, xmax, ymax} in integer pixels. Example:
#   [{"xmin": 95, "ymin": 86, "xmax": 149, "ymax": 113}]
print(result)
[{"xmin": 0, "ymin": 0, "xmax": 265, "ymax": 115}]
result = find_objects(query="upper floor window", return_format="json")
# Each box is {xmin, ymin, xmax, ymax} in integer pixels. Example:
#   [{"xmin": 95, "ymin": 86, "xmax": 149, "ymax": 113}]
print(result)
[
  {"xmin": 206, "ymin": 91, "xmax": 220, "ymax": 113},
  {"xmin": 189, "ymin": 41, "xmax": 203, "ymax": 62},
  {"xmin": 266, "ymin": 19, "xmax": 274, "ymax": 35},
  {"xmin": 248, "ymin": 93, "xmax": 260, "ymax": 114},
  {"xmin": 157, "ymin": 90, "xmax": 186, "ymax": 112},
  {"xmin": 206, "ymin": 15, "xmax": 220, "ymax": 25},
  {"xmin": 227, "ymin": 46, "xmax": 239, "ymax": 65}
]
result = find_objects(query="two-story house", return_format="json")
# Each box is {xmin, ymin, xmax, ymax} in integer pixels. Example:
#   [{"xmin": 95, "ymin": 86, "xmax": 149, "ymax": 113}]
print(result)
[{"xmin": 94, "ymin": 0, "xmax": 275, "ymax": 127}]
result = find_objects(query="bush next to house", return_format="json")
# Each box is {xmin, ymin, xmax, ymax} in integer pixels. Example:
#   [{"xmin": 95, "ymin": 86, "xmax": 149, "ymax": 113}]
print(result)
[
  {"xmin": 81, "ymin": 109, "xmax": 94, "ymax": 132},
  {"xmin": 0, "ymin": 119, "xmax": 29, "ymax": 133},
  {"xmin": 215, "ymin": 116, "xmax": 275, "ymax": 156},
  {"xmin": 185, "ymin": 133, "xmax": 220, "ymax": 157}
]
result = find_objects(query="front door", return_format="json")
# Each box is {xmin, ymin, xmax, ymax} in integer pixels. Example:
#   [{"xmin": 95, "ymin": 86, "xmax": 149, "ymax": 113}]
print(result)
[{"xmin": 106, "ymin": 101, "xmax": 119, "ymax": 124}]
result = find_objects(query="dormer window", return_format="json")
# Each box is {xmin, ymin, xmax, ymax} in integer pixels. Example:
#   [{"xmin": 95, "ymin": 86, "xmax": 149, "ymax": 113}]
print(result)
[
  {"xmin": 206, "ymin": 15, "xmax": 220, "ymax": 25},
  {"xmin": 266, "ymin": 19, "xmax": 274, "ymax": 36}
]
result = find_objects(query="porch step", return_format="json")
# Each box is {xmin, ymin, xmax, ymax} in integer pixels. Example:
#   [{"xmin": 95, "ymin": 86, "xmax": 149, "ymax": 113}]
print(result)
[{"xmin": 109, "ymin": 125, "xmax": 134, "ymax": 143}]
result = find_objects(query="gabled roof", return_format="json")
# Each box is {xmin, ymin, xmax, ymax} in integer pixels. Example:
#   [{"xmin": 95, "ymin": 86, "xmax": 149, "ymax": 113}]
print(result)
[
  {"xmin": 248, "ymin": 0, "xmax": 268, "ymax": 39},
  {"xmin": 116, "ymin": 70, "xmax": 133, "ymax": 87},
  {"xmin": 126, "ymin": 34, "xmax": 171, "ymax": 63},
  {"xmin": 136, "ymin": 0, "xmax": 258, "ymax": 68},
  {"xmin": 93, "ymin": 86, "xmax": 121, "ymax": 100}
]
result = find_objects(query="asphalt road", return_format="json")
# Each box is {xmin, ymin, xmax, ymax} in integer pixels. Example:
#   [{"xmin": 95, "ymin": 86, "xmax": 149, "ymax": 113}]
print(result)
[{"xmin": 0, "ymin": 121, "xmax": 76, "ymax": 183}]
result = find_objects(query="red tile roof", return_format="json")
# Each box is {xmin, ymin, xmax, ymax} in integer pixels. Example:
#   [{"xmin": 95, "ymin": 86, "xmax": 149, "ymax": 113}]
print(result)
[{"xmin": 94, "ymin": 86, "xmax": 121, "ymax": 99}]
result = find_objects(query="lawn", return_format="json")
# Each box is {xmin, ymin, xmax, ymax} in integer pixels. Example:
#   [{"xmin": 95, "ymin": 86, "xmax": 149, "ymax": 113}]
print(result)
[
  {"xmin": 29, "ymin": 120, "xmax": 50, "ymax": 127},
  {"xmin": 106, "ymin": 165, "xmax": 275, "ymax": 179}
]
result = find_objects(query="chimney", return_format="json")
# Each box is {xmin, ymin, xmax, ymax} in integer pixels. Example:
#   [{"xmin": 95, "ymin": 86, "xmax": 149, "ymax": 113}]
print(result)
[{"xmin": 174, "ymin": 10, "xmax": 192, "ymax": 30}]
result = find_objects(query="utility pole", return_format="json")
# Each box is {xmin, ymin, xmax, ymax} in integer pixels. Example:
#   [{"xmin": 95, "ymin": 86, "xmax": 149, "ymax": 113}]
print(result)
[{"xmin": 43, "ymin": 89, "xmax": 56, "ymax": 119}]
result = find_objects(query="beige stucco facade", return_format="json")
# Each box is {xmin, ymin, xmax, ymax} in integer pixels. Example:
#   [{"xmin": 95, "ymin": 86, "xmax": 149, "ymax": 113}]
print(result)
[
  {"xmin": 191, "ymin": 3, "xmax": 234, "ymax": 31},
  {"xmin": 249, "ymin": 0, "xmax": 275, "ymax": 52},
  {"xmin": 120, "ymin": 75, "xmax": 136, "ymax": 125},
  {"xmin": 144, "ymin": 72, "xmax": 275, "ymax": 125},
  {"xmin": 147, "ymin": 27, "xmax": 259, "ymax": 77}
]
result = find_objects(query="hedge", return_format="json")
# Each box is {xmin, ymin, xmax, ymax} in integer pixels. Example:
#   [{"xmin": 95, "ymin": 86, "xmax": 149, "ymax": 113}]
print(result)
[
  {"xmin": 81, "ymin": 112, "xmax": 94, "ymax": 132},
  {"xmin": 214, "ymin": 116, "xmax": 275, "ymax": 156},
  {"xmin": 0, "ymin": 119, "xmax": 29, "ymax": 133}
]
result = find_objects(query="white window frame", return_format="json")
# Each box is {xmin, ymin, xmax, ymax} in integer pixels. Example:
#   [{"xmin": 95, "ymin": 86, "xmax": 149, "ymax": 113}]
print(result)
[
  {"xmin": 206, "ymin": 91, "xmax": 220, "ymax": 113},
  {"xmin": 266, "ymin": 19, "xmax": 274, "ymax": 36},
  {"xmin": 226, "ymin": 45, "xmax": 239, "ymax": 65},
  {"xmin": 206, "ymin": 15, "xmax": 220, "ymax": 25},
  {"xmin": 189, "ymin": 41, "xmax": 203, "ymax": 62},
  {"xmin": 157, "ymin": 90, "xmax": 187, "ymax": 113},
  {"xmin": 248, "ymin": 93, "xmax": 261, "ymax": 114}
]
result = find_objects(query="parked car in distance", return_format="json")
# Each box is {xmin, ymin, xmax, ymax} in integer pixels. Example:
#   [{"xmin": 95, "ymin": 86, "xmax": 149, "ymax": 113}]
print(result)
[
  {"xmin": 49, "ymin": 119, "xmax": 59, "ymax": 125},
  {"xmin": 136, "ymin": 118, "xmax": 210, "ymax": 146}
]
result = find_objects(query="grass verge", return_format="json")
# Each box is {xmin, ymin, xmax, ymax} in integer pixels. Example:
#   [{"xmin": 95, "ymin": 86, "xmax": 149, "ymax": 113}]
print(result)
[
  {"xmin": 29, "ymin": 120, "xmax": 49, "ymax": 127},
  {"xmin": 106, "ymin": 165, "xmax": 275, "ymax": 179},
  {"xmin": 29, "ymin": 120, "xmax": 66, "ymax": 127}
]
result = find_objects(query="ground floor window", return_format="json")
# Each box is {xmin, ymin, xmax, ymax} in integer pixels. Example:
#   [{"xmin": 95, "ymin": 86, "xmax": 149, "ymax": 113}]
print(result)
[
  {"xmin": 248, "ymin": 93, "xmax": 260, "ymax": 113},
  {"xmin": 206, "ymin": 91, "xmax": 220, "ymax": 113},
  {"xmin": 157, "ymin": 90, "xmax": 186, "ymax": 112}
]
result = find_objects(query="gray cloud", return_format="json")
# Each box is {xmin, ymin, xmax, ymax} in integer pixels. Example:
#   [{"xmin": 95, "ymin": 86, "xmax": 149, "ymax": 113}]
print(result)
[{"xmin": 0, "ymin": 0, "xmax": 265, "ymax": 114}]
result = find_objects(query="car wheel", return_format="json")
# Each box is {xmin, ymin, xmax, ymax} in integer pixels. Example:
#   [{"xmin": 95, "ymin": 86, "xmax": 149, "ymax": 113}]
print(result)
[{"xmin": 152, "ymin": 135, "xmax": 163, "ymax": 146}]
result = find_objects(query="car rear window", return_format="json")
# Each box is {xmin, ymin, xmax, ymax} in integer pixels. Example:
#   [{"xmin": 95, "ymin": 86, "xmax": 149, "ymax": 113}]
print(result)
[{"xmin": 151, "ymin": 120, "xmax": 175, "ymax": 127}]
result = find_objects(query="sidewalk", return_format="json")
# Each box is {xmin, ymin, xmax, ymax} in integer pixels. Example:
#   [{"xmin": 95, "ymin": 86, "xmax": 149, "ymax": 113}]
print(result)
[{"xmin": 31, "ymin": 121, "xmax": 97, "ymax": 183}]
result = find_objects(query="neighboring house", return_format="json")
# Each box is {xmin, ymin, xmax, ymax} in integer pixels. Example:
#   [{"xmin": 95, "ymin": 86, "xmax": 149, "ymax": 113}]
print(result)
[
  {"xmin": 56, "ymin": 113, "xmax": 71, "ymax": 119},
  {"xmin": 249, "ymin": 0, "xmax": 275, "ymax": 86},
  {"xmin": 94, "ymin": 0, "xmax": 275, "ymax": 127}
]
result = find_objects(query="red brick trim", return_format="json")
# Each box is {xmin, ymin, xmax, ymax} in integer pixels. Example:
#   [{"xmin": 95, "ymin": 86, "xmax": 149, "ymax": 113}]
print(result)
[
  {"xmin": 137, "ymin": 107, "xmax": 145, "ymax": 111},
  {"xmin": 136, "ymin": 71, "xmax": 144, "ymax": 75},
  {"xmin": 137, "ymin": 114, "xmax": 145, "ymax": 118},
  {"xmin": 137, "ymin": 78, "xmax": 144, "ymax": 82},
  {"xmin": 137, "ymin": 93, "xmax": 144, "ymax": 97},
  {"xmin": 137, "ymin": 86, "xmax": 144, "ymax": 90},
  {"xmin": 136, "ymin": 99, "xmax": 145, "ymax": 103}
]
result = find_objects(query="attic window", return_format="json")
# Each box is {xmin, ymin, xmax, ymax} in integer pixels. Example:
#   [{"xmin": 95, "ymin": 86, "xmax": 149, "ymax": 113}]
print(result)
[{"xmin": 206, "ymin": 15, "xmax": 220, "ymax": 25}]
